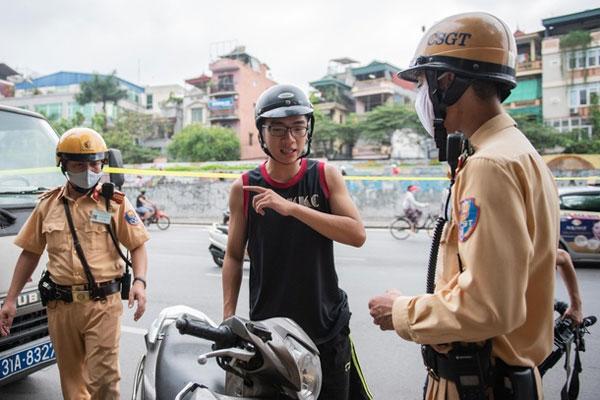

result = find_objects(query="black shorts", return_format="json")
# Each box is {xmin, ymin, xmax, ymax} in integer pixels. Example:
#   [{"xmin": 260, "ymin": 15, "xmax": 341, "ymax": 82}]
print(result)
[
  {"xmin": 317, "ymin": 326, "xmax": 373, "ymax": 400},
  {"xmin": 317, "ymin": 326, "xmax": 351, "ymax": 400}
]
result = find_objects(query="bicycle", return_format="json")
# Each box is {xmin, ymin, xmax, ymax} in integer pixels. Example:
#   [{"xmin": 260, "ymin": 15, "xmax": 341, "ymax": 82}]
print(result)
[{"xmin": 389, "ymin": 212, "xmax": 439, "ymax": 240}]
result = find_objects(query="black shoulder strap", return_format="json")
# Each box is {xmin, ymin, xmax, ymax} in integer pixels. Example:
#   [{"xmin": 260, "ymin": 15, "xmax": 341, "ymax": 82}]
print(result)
[
  {"xmin": 103, "ymin": 196, "xmax": 132, "ymax": 270},
  {"xmin": 62, "ymin": 197, "xmax": 98, "ymax": 290}
]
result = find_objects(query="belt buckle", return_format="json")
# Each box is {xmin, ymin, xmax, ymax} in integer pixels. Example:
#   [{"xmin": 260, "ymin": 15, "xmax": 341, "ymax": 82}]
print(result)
[
  {"xmin": 72, "ymin": 285, "xmax": 90, "ymax": 302},
  {"xmin": 427, "ymin": 367, "xmax": 440, "ymax": 381}
]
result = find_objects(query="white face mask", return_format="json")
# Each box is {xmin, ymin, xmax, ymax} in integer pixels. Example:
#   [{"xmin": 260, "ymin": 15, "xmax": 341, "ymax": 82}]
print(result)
[
  {"xmin": 414, "ymin": 80, "xmax": 435, "ymax": 137},
  {"xmin": 66, "ymin": 169, "xmax": 103, "ymax": 190}
]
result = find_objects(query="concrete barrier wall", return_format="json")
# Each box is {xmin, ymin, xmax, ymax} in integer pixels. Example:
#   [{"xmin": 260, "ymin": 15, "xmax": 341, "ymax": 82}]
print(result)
[
  {"xmin": 122, "ymin": 164, "xmax": 599, "ymax": 226},
  {"xmin": 122, "ymin": 168, "xmax": 449, "ymax": 226}
]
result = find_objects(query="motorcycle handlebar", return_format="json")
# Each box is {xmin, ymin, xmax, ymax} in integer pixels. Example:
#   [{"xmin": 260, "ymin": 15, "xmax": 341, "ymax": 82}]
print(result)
[
  {"xmin": 176, "ymin": 315, "xmax": 236, "ymax": 345},
  {"xmin": 554, "ymin": 300, "xmax": 569, "ymax": 315},
  {"xmin": 554, "ymin": 300, "xmax": 597, "ymax": 328},
  {"xmin": 583, "ymin": 315, "xmax": 597, "ymax": 328}
]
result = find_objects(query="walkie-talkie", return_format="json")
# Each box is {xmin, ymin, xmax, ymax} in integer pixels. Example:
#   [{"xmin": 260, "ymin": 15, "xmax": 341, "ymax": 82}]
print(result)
[{"xmin": 446, "ymin": 132, "xmax": 464, "ymax": 183}]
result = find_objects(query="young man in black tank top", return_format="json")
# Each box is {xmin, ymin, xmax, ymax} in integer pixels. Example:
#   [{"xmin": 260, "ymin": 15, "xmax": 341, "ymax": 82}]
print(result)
[{"xmin": 222, "ymin": 84, "xmax": 372, "ymax": 400}]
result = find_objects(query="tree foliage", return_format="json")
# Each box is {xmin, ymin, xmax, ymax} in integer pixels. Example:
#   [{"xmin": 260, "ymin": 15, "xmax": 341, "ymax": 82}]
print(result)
[
  {"xmin": 513, "ymin": 115, "xmax": 566, "ymax": 150},
  {"xmin": 360, "ymin": 103, "xmax": 426, "ymax": 144},
  {"xmin": 102, "ymin": 129, "xmax": 160, "ymax": 164},
  {"xmin": 75, "ymin": 72, "xmax": 128, "ymax": 129},
  {"xmin": 46, "ymin": 112, "xmax": 85, "ymax": 135},
  {"xmin": 167, "ymin": 124, "xmax": 240, "ymax": 161}
]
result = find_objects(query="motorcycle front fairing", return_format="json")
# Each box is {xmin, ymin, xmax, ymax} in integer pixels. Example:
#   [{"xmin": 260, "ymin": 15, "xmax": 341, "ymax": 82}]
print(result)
[{"xmin": 135, "ymin": 306, "xmax": 224, "ymax": 400}]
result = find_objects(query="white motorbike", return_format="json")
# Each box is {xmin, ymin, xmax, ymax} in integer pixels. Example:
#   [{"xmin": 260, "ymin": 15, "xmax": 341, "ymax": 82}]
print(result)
[
  {"xmin": 132, "ymin": 306, "xmax": 322, "ymax": 400},
  {"xmin": 208, "ymin": 211, "xmax": 248, "ymax": 267},
  {"xmin": 208, "ymin": 216, "xmax": 228, "ymax": 267}
]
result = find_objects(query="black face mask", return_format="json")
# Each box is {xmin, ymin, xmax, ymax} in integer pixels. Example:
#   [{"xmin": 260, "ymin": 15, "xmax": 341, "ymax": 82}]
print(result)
[{"xmin": 425, "ymin": 71, "xmax": 472, "ymax": 161}]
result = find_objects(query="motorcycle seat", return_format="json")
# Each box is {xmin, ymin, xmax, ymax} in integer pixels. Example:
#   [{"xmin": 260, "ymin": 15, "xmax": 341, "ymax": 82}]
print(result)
[{"xmin": 156, "ymin": 323, "xmax": 226, "ymax": 399}]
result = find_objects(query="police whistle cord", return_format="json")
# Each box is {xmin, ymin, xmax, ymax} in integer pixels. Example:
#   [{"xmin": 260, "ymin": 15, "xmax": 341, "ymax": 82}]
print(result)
[{"xmin": 539, "ymin": 301, "xmax": 597, "ymax": 400}]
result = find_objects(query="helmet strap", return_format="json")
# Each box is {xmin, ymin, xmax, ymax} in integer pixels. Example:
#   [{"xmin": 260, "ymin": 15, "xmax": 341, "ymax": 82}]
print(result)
[{"xmin": 426, "ymin": 71, "xmax": 472, "ymax": 162}]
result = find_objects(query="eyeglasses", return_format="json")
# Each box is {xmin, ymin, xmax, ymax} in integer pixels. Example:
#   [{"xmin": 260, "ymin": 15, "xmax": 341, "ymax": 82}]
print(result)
[{"xmin": 262, "ymin": 125, "xmax": 309, "ymax": 138}]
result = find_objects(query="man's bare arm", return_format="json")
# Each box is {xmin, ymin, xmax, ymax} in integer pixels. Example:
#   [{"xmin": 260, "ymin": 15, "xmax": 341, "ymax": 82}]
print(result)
[
  {"xmin": 245, "ymin": 165, "xmax": 365, "ymax": 247},
  {"xmin": 222, "ymin": 178, "xmax": 248, "ymax": 319},
  {"xmin": 556, "ymin": 248, "xmax": 583, "ymax": 324}
]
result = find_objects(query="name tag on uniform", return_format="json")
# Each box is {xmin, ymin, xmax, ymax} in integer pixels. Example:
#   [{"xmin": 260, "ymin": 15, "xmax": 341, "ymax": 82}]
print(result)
[{"xmin": 90, "ymin": 209, "xmax": 112, "ymax": 225}]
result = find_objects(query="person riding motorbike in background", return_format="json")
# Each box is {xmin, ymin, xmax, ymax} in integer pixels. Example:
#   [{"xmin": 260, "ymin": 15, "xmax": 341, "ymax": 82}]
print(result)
[{"xmin": 136, "ymin": 189, "xmax": 155, "ymax": 223}]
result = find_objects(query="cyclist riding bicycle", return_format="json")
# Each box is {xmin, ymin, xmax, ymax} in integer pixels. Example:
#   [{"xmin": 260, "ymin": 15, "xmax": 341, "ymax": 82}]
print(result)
[{"xmin": 402, "ymin": 185, "xmax": 428, "ymax": 225}]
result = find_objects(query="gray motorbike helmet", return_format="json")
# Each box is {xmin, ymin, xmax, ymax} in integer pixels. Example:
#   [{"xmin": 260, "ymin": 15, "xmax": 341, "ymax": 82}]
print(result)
[{"xmin": 255, "ymin": 84, "xmax": 314, "ymax": 158}]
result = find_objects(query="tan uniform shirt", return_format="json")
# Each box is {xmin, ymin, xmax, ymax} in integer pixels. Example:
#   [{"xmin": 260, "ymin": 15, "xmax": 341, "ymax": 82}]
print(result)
[
  {"xmin": 15, "ymin": 184, "xmax": 149, "ymax": 286},
  {"xmin": 392, "ymin": 113, "xmax": 559, "ymax": 398}
]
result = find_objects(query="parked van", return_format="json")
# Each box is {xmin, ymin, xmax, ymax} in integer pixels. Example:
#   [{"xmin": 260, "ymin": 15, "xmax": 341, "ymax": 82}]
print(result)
[{"xmin": 0, "ymin": 105, "xmax": 64, "ymax": 385}]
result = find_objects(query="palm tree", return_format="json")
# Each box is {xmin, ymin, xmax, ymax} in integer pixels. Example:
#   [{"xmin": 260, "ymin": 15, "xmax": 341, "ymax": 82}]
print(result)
[{"xmin": 76, "ymin": 72, "xmax": 128, "ymax": 130}]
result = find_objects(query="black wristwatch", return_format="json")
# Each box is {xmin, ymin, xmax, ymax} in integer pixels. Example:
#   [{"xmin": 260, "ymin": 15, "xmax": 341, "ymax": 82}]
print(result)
[{"xmin": 133, "ymin": 277, "xmax": 147, "ymax": 289}]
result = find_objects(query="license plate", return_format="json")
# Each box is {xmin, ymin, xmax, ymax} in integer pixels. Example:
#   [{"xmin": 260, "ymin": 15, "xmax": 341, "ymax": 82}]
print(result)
[{"xmin": 0, "ymin": 341, "xmax": 56, "ymax": 380}]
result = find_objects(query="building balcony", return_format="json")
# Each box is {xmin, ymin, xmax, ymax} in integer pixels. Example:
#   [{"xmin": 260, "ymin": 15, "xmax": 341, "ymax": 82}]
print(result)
[
  {"xmin": 209, "ymin": 83, "xmax": 237, "ymax": 96},
  {"xmin": 516, "ymin": 60, "xmax": 542, "ymax": 76},
  {"xmin": 352, "ymin": 78, "xmax": 399, "ymax": 98}
]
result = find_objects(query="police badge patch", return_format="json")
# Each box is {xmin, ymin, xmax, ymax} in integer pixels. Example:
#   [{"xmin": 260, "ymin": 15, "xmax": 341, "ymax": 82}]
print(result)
[
  {"xmin": 125, "ymin": 210, "xmax": 140, "ymax": 225},
  {"xmin": 459, "ymin": 197, "xmax": 479, "ymax": 242}
]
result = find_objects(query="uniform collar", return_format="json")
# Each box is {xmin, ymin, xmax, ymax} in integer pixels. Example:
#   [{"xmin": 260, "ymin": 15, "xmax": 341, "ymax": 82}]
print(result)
[
  {"xmin": 58, "ymin": 183, "xmax": 100, "ymax": 203},
  {"xmin": 468, "ymin": 112, "xmax": 517, "ymax": 150}
]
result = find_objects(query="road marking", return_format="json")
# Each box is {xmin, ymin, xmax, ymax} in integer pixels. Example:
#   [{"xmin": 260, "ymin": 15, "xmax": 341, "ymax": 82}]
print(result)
[
  {"xmin": 206, "ymin": 272, "xmax": 248, "ymax": 280},
  {"xmin": 122, "ymin": 325, "xmax": 147, "ymax": 335}
]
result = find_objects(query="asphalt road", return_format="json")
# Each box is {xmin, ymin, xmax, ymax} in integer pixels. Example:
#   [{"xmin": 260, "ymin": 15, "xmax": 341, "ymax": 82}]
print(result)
[{"xmin": 2, "ymin": 225, "xmax": 599, "ymax": 399}]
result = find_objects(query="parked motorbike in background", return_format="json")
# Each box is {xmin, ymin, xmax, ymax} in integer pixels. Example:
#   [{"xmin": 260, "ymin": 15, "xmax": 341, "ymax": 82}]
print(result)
[
  {"xmin": 131, "ymin": 305, "xmax": 322, "ymax": 400},
  {"xmin": 208, "ymin": 211, "xmax": 229, "ymax": 267},
  {"xmin": 208, "ymin": 211, "xmax": 248, "ymax": 267}
]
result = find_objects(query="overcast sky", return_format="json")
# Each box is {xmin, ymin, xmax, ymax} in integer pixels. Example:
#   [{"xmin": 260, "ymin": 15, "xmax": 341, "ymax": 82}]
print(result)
[{"xmin": 2, "ymin": 1, "xmax": 597, "ymax": 92}]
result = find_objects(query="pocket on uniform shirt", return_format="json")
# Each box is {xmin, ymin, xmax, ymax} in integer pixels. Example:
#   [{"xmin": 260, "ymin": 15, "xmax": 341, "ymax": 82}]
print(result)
[
  {"xmin": 42, "ymin": 221, "xmax": 69, "ymax": 253},
  {"xmin": 85, "ymin": 222, "xmax": 111, "ymax": 252}
]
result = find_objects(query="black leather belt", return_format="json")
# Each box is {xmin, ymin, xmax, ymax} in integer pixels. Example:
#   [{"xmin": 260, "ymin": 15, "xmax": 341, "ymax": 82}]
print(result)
[
  {"xmin": 422, "ymin": 345, "xmax": 536, "ymax": 400},
  {"xmin": 51, "ymin": 278, "xmax": 121, "ymax": 303}
]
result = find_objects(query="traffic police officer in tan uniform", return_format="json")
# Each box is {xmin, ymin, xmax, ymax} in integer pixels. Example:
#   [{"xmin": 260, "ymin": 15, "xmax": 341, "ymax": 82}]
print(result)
[
  {"xmin": 0, "ymin": 128, "xmax": 149, "ymax": 399},
  {"xmin": 368, "ymin": 12, "xmax": 559, "ymax": 399}
]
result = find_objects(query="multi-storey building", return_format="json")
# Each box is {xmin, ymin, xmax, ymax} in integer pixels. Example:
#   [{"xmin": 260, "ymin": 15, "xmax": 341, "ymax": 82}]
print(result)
[
  {"xmin": 182, "ymin": 74, "xmax": 210, "ymax": 127},
  {"xmin": 504, "ymin": 30, "xmax": 544, "ymax": 120},
  {"xmin": 206, "ymin": 46, "xmax": 276, "ymax": 160},
  {"xmin": 0, "ymin": 71, "xmax": 145, "ymax": 123},
  {"xmin": 311, "ymin": 59, "xmax": 415, "ymax": 121},
  {"xmin": 351, "ymin": 61, "xmax": 415, "ymax": 114},
  {"xmin": 541, "ymin": 8, "xmax": 600, "ymax": 137},
  {"xmin": 309, "ymin": 58, "xmax": 358, "ymax": 124},
  {"xmin": 310, "ymin": 59, "xmax": 417, "ymax": 159}
]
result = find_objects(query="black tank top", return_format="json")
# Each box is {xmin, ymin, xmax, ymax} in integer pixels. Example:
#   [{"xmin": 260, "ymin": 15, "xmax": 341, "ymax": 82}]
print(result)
[{"xmin": 243, "ymin": 158, "xmax": 350, "ymax": 344}]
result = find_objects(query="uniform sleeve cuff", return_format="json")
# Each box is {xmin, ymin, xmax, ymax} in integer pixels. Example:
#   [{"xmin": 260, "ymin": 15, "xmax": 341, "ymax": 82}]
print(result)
[{"xmin": 392, "ymin": 296, "xmax": 414, "ymax": 341}]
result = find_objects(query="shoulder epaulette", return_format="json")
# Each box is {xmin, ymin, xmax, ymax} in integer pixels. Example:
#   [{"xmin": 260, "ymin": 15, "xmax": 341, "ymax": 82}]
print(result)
[
  {"xmin": 91, "ymin": 185, "xmax": 125, "ymax": 205},
  {"xmin": 112, "ymin": 190, "xmax": 125, "ymax": 205},
  {"xmin": 38, "ymin": 186, "xmax": 62, "ymax": 201}
]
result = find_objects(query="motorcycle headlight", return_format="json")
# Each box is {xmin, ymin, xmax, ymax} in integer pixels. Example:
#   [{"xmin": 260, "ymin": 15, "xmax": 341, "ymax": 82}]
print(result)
[{"xmin": 284, "ymin": 336, "xmax": 322, "ymax": 400}]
